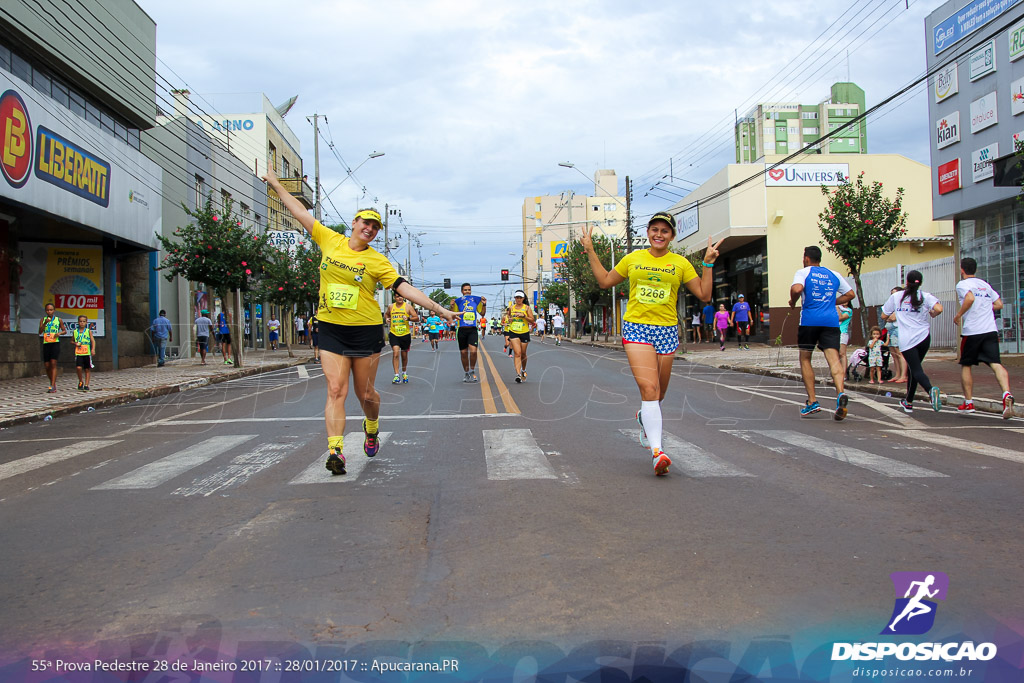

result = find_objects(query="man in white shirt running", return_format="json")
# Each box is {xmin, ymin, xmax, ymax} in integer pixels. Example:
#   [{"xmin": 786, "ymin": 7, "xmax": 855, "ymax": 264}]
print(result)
[
  {"xmin": 952, "ymin": 257, "xmax": 1014, "ymax": 418},
  {"xmin": 552, "ymin": 312, "xmax": 565, "ymax": 346}
]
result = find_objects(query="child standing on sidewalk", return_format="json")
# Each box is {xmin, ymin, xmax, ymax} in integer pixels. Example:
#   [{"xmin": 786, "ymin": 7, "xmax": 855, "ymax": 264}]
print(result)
[
  {"xmin": 867, "ymin": 326, "xmax": 883, "ymax": 384},
  {"xmin": 73, "ymin": 315, "xmax": 95, "ymax": 391}
]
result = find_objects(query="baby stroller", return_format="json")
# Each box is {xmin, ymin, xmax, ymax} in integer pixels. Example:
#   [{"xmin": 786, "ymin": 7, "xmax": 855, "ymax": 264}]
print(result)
[{"xmin": 847, "ymin": 335, "xmax": 893, "ymax": 382}]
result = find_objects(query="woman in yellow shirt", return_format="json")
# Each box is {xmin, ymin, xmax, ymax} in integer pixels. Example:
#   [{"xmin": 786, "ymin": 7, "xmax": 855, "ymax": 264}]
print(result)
[
  {"xmin": 581, "ymin": 212, "xmax": 720, "ymax": 476},
  {"xmin": 506, "ymin": 290, "xmax": 535, "ymax": 383},
  {"xmin": 265, "ymin": 169, "xmax": 458, "ymax": 476}
]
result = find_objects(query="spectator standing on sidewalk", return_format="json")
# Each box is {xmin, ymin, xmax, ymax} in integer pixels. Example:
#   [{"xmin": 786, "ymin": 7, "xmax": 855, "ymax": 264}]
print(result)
[
  {"xmin": 885, "ymin": 286, "xmax": 907, "ymax": 383},
  {"xmin": 73, "ymin": 315, "xmax": 95, "ymax": 390},
  {"xmin": 881, "ymin": 270, "xmax": 943, "ymax": 414},
  {"xmin": 295, "ymin": 313, "xmax": 306, "ymax": 346},
  {"xmin": 953, "ymin": 257, "xmax": 1014, "ymax": 418},
  {"xmin": 837, "ymin": 304, "xmax": 852, "ymax": 376},
  {"xmin": 691, "ymin": 308, "xmax": 702, "ymax": 343},
  {"xmin": 267, "ymin": 315, "xmax": 281, "ymax": 351},
  {"xmin": 195, "ymin": 310, "xmax": 213, "ymax": 365},
  {"xmin": 39, "ymin": 302, "xmax": 68, "ymax": 393},
  {"xmin": 150, "ymin": 309, "xmax": 173, "ymax": 367},
  {"xmin": 552, "ymin": 311, "xmax": 565, "ymax": 346},
  {"xmin": 703, "ymin": 301, "xmax": 715, "ymax": 343},
  {"xmin": 217, "ymin": 310, "xmax": 233, "ymax": 365},
  {"xmin": 310, "ymin": 313, "xmax": 320, "ymax": 363},
  {"xmin": 789, "ymin": 245, "xmax": 855, "ymax": 420}
]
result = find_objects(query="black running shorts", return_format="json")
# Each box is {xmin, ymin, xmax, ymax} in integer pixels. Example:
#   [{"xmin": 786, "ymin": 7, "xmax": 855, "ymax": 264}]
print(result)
[
  {"xmin": 389, "ymin": 333, "xmax": 412, "ymax": 351},
  {"xmin": 959, "ymin": 331, "xmax": 1000, "ymax": 366},
  {"xmin": 319, "ymin": 320, "xmax": 385, "ymax": 357},
  {"xmin": 506, "ymin": 331, "xmax": 530, "ymax": 344},
  {"xmin": 42, "ymin": 341, "xmax": 60, "ymax": 363},
  {"xmin": 797, "ymin": 325, "xmax": 840, "ymax": 352},
  {"xmin": 457, "ymin": 326, "xmax": 479, "ymax": 350}
]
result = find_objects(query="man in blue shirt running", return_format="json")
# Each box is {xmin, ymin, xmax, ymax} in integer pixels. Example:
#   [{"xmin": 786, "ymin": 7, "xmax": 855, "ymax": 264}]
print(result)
[
  {"xmin": 790, "ymin": 245, "xmax": 855, "ymax": 420},
  {"xmin": 451, "ymin": 282, "xmax": 486, "ymax": 382},
  {"xmin": 730, "ymin": 294, "xmax": 752, "ymax": 349}
]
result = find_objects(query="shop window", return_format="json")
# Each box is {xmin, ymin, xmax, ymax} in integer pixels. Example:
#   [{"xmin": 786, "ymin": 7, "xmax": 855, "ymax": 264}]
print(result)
[
  {"xmin": 127, "ymin": 128, "xmax": 140, "ymax": 150},
  {"xmin": 32, "ymin": 68, "xmax": 51, "ymax": 96},
  {"xmin": 51, "ymin": 79, "xmax": 70, "ymax": 108},
  {"xmin": 11, "ymin": 52, "xmax": 31, "ymax": 85},
  {"xmin": 114, "ymin": 121, "xmax": 127, "ymax": 144},
  {"xmin": 86, "ymin": 101, "xmax": 101, "ymax": 128},
  {"xmin": 69, "ymin": 89, "xmax": 86, "ymax": 118}
]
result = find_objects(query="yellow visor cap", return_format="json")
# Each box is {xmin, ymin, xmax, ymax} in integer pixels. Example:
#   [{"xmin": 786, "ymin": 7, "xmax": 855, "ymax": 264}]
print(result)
[{"xmin": 354, "ymin": 209, "xmax": 383, "ymax": 226}]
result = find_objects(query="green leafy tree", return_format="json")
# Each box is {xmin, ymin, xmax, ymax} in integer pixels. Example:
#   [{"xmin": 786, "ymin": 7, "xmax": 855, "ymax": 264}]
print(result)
[
  {"xmin": 156, "ymin": 194, "xmax": 271, "ymax": 365},
  {"xmin": 541, "ymin": 281, "xmax": 568, "ymax": 312},
  {"xmin": 258, "ymin": 240, "xmax": 321, "ymax": 357},
  {"xmin": 818, "ymin": 172, "xmax": 908, "ymax": 340},
  {"xmin": 428, "ymin": 289, "xmax": 452, "ymax": 308}
]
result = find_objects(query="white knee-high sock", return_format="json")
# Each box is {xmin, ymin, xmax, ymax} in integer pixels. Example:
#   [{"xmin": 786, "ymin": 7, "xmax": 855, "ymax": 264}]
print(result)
[{"xmin": 641, "ymin": 401, "xmax": 663, "ymax": 453}]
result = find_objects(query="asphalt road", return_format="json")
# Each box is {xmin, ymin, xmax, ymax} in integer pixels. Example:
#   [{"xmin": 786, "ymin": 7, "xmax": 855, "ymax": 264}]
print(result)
[{"xmin": 1, "ymin": 333, "xmax": 1022, "ymax": 674}]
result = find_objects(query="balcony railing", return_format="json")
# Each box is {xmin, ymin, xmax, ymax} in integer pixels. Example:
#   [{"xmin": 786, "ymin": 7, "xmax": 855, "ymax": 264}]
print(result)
[{"xmin": 275, "ymin": 176, "xmax": 315, "ymax": 209}]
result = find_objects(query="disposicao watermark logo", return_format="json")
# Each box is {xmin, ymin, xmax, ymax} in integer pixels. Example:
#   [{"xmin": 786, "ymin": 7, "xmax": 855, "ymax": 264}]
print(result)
[
  {"xmin": 831, "ymin": 572, "xmax": 998, "ymax": 663},
  {"xmin": 883, "ymin": 571, "xmax": 948, "ymax": 635}
]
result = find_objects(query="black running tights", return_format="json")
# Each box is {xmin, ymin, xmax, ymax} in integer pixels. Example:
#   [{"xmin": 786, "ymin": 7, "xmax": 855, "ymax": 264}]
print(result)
[{"xmin": 901, "ymin": 336, "xmax": 932, "ymax": 403}]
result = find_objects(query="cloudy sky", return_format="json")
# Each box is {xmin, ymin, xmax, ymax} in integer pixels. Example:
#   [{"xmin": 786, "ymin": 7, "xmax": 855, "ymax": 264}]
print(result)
[{"xmin": 140, "ymin": 0, "xmax": 939, "ymax": 306}]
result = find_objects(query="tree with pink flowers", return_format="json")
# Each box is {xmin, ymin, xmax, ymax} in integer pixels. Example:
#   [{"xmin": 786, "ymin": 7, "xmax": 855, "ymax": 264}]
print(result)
[
  {"xmin": 818, "ymin": 172, "xmax": 908, "ymax": 339},
  {"xmin": 156, "ymin": 194, "xmax": 271, "ymax": 365}
]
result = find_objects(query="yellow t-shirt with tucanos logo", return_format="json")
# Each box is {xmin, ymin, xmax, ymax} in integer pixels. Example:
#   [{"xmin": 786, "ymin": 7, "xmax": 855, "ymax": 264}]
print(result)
[
  {"xmin": 613, "ymin": 249, "xmax": 697, "ymax": 326},
  {"xmin": 311, "ymin": 220, "xmax": 400, "ymax": 326},
  {"xmin": 507, "ymin": 304, "xmax": 531, "ymax": 334}
]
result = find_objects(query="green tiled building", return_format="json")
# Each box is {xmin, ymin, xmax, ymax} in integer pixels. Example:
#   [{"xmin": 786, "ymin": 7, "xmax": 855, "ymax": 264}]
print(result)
[{"xmin": 735, "ymin": 82, "xmax": 867, "ymax": 162}]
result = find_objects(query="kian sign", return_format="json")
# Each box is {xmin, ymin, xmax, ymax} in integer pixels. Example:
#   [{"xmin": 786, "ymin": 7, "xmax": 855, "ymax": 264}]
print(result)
[{"xmin": 764, "ymin": 163, "xmax": 849, "ymax": 187}]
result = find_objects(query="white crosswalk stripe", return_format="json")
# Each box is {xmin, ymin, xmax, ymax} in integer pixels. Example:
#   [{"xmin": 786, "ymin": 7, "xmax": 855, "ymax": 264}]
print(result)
[
  {"xmin": 619, "ymin": 429, "xmax": 754, "ymax": 477},
  {"xmin": 737, "ymin": 430, "xmax": 948, "ymax": 478},
  {"xmin": 483, "ymin": 428, "xmax": 557, "ymax": 480},
  {"xmin": 0, "ymin": 440, "xmax": 121, "ymax": 482},
  {"xmin": 884, "ymin": 429, "xmax": 1024, "ymax": 465},
  {"xmin": 172, "ymin": 441, "xmax": 299, "ymax": 497},
  {"xmin": 91, "ymin": 434, "xmax": 257, "ymax": 490},
  {"xmin": 289, "ymin": 432, "xmax": 392, "ymax": 484}
]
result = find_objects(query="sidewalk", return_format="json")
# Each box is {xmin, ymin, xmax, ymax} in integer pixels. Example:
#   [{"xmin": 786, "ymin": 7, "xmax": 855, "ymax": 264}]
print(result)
[
  {"xmin": 560, "ymin": 335, "xmax": 1023, "ymax": 418},
  {"xmin": 0, "ymin": 348, "xmax": 313, "ymax": 429}
]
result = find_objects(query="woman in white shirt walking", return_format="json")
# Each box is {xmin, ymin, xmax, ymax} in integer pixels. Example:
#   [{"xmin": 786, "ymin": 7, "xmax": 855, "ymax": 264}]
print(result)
[{"xmin": 881, "ymin": 270, "xmax": 943, "ymax": 413}]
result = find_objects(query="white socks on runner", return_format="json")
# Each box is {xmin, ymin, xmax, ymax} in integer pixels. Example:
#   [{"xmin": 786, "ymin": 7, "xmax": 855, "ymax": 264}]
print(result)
[{"xmin": 641, "ymin": 401, "xmax": 663, "ymax": 453}]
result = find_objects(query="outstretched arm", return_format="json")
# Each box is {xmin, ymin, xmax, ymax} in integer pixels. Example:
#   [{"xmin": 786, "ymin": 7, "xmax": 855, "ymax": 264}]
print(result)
[
  {"xmin": 396, "ymin": 282, "xmax": 460, "ymax": 323},
  {"xmin": 262, "ymin": 167, "xmax": 316, "ymax": 233},
  {"xmin": 682, "ymin": 236, "xmax": 722, "ymax": 303}
]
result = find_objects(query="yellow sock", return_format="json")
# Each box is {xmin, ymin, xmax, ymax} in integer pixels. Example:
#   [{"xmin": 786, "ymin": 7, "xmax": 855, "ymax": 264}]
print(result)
[
  {"xmin": 328, "ymin": 435, "xmax": 344, "ymax": 452},
  {"xmin": 365, "ymin": 418, "xmax": 379, "ymax": 434}
]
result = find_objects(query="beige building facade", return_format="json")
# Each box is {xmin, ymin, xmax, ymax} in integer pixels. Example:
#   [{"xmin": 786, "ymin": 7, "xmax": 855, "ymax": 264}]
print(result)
[
  {"xmin": 520, "ymin": 170, "xmax": 626, "ymax": 311},
  {"xmin": 672, "ymin": 154, "xmax": 954, "ymax": 344}
]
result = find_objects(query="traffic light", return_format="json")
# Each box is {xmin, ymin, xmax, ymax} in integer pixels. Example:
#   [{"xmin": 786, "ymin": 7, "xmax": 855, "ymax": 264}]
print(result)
[
  {"xmin": 443, "ymin": 278, "xmax": 451, "ymax": 289},
  {"xmin": 500, "ymin": 269, "xmax": 509, "ymax": 281}
]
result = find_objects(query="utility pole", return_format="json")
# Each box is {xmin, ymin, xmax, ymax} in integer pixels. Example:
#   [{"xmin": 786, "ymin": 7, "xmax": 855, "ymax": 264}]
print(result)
[
  {"xmin": 566, "ymin": 191, "xmax": 576, "ymax": 339},
  {"xmin": 311, "ymin": 113, "xmax": 322, "ymax": 221},
  {"xmin": 625, "ymin": 176, "xmax": 633, "ymax": 254}
]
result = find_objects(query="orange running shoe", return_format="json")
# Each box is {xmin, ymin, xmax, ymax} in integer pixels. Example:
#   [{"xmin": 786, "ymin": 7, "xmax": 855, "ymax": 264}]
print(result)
[{"xmin": 652, "ymin": 450, "xmax": 671, "ymax": 476}]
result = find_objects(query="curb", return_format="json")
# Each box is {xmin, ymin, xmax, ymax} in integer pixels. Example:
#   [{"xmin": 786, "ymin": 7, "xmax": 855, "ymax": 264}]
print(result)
[
  {"xmin": 0, "ymin": 357, "xmax": 308, "ymax": 430},
  {"xmin": 562, "ymin": 339, "xmax": 1021, "ymax": 419}
]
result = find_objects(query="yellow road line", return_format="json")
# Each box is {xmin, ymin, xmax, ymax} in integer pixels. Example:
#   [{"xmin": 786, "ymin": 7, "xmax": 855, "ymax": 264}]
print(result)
[
  {"xmin": 480, "ymin": 342, "xmax": 520, "ymax": 414},
  {"xmin": 475, "ymin": 348, "xmax": 499, "ymax": 414}
]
